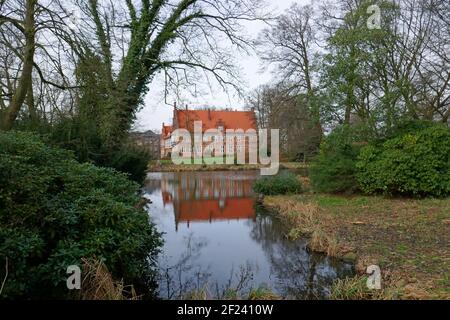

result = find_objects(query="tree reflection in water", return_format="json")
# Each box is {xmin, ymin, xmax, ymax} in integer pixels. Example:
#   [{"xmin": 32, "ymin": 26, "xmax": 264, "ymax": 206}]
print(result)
[
  {"xmin": 248, "ymin": 211, "xmax": 354, "ymax": 299},
  {"xmin": 158, "ymin": 233, "xmax": 261, "ymax": 300}
]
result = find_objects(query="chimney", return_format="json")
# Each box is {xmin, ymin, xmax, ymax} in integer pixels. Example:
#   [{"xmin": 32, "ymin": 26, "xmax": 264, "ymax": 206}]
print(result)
[
  {"xmin": 185, "ymin": 104, "xmax": 188, "ymax": 111},
  {"xmin": 250, "ymin": 107, "xmax": 255, "ymax": 112},
  {"xmin": 174, "ymin": 102, "xmax": 177, "ymax": 109}
]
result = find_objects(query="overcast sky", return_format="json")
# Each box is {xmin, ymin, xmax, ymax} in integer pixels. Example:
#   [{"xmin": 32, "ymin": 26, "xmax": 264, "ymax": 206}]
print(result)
[{"xmin": 134, "ymin": 0, "xmax": 310, "ymax": 132}]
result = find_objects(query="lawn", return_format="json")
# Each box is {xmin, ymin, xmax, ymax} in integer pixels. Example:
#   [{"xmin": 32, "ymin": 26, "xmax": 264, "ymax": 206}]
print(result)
[
  {"xmin": 148, "ymin": 158, "xmax": 262, "ymax": 172},
  {"xmin": 149, "ymin": 160, "xmax": 310, "ymax": 173}
]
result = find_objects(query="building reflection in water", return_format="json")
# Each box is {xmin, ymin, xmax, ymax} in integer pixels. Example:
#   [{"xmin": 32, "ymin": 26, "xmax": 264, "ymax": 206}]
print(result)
[
  {"xmin": 144, "ymin": 171, "xmax": 355, "ymax": 299},
  {"xmin": 157, "ymin": 171, "xmax": 258, "ymax": 230}
]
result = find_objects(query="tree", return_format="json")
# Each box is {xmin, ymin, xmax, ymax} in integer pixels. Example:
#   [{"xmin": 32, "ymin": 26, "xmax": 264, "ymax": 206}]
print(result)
[
  {"xmin": 0, "ymin": 0, "xmax": 267, "ymax": 145},
  {"xmin": 0, "ymin": 0, "xmax": 84, "ymax": 130},
  {"xmin": 0, "ymin": 0, "xmax": 37, "ymax": 130},
  {"xmin": 247, "ymin": 84, "xmax": 321, "ymax": 161},
  {"xmin": 64, "ymin": 0, "xmax": 267, "ymax": 147},
  {"xmin": 318, "ymin": 0, "xmax": 449, "ymax": 132},
  {"xmin": 256, "ymin": 3, "xmax": 322, "ymax": 157}
]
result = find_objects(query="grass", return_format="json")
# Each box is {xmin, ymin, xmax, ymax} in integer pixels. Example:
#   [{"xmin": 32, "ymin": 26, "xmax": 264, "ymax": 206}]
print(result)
[
  {"xmin": 279, "ymin": 162, "xmax": 309, "ymax": 169},
  {"xmin": 248, "ymin": 286, "xmax": 281, "ymax": 300},
  {"xmin": 148, "ymin": 159, "xmax": 262, "ymax": 172},
  {"xmin": 80, "ymin": 258, "xmax": 139, "ymax": 300},
  {"xmin": 330, "ymin": 276, "xmax": 401, "ymax": 300},
  {"xmin": 148, "ymin": 160, "xmax": 310, "ymax": 173},
  {"xmin": 181, "ymin": 286, "xmax": 280, "ymax": 300},
  {"xmin": 263, "ymin": 194, "xmax": 450, "ymax": 299},
  {"xmin": 183, "ymin": 287, "xmax": 210, "ymax": 300}
]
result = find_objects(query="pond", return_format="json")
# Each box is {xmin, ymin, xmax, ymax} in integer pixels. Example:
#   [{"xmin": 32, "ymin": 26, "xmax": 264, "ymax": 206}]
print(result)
[{"xmin": 143, "ymin": 171, "xmax": 354, "ymax": 300}]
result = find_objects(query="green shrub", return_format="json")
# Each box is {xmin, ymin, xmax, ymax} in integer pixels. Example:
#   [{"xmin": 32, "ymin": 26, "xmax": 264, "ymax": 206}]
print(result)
[
  {"xmin": 47, "ymin": 117, "xmax": 150, "ymax": 184},
  {"xmin": 309, "ymin": 125, "xmax": 371, "ymax": 193},
  {"xmin": 253, "ymin": 171, "xmax": 302, "ymax": 195},
  {"xmin": 0, "ymin": 131, "xmax": 162, "ymax": 299},
  {"xmin": 356, "ymin": 124, "xmax": 450, "ymax": 197},
  {"xmin": 103, "ymin": 144, "xmax": 151, "ymax": 184},
  {"xmin": 385, "ymin": 119, "xmax": 439, "ymax": 139},
  {"xmin": 49, "ymin": 116, "xmax": 103, "ymax": 163}
]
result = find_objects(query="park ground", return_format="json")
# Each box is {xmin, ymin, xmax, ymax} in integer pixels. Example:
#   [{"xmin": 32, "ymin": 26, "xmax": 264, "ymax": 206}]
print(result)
[{"xmin": 263, "ymin": 190, "xmax": 450, "ymax": 299}]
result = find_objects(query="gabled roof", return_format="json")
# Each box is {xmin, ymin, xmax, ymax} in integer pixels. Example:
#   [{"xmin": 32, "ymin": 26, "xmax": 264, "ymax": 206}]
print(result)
[
  {"xmin": 175, "ymin": 109, "xmax": 257, "ymax": 132},
  {"xmin": 162, "ymin": 125, "xmax": 173, "ymax": 139}
]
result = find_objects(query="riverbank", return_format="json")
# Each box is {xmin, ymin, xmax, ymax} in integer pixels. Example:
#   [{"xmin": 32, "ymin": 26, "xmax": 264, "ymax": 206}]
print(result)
[
  {"xmin": 262, "ymin": 194, "xmax": 450, "ymax": 299},
  {"xmin": 148, "ymin": 160, "xmax": 307, "ymax": 173}
]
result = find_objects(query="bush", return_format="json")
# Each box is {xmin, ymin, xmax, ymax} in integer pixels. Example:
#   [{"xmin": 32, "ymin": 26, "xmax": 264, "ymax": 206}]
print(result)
[
  {"xmin": 48, "ymin": 117, "xmax": 151, "ymax": 184},
  {"xmin": 253, "ymin": 171, "xmax": 302, "ymax": 195},
  {"xmin": 0, "ymin": 131, "xmax": 162, "ymax": 299},
  {"xmin": 309, "ymin": 125, "xmax": 371, "ymax": 193},
  {"xmin": 385, "ymin": 119, "xmax": 439, "ymax": 139},
  {"xmin": 356, "ymin": 124, "xmax": 450, "ymax": 197},
  {"xmin": 49, "ymin": 116, "xmax": 103, "ymax": 164},
  {"xmin": 103, "ymin": 144, "xmax": 151, "ymax": 184}
]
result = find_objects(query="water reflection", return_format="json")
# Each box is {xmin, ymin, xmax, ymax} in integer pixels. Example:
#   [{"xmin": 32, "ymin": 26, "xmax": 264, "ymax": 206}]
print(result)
[{"xmin": 143, "ymin": 171, "xmax": 353, "ymax": 299}]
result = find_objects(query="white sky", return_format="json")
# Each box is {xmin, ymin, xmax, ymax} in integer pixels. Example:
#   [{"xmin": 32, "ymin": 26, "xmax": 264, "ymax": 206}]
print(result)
[{"xmin": 135, "ymin": 0, "xmax": 311, "ymax": 132}]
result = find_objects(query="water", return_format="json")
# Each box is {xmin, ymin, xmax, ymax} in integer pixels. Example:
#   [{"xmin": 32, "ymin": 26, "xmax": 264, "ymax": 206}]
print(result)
[{"xmin": 143, "ymin": 171, "xmax": 354, "ymax": 300}]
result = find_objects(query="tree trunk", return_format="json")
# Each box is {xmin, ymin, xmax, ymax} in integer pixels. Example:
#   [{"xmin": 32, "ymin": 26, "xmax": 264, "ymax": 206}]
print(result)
[
  {"xmin": 27, "ymin": 76, "xmax": 36, "ymax": 122},
  {"xmin": 1, "ymin": 0, "xmax": 36, "ymax": 130}
]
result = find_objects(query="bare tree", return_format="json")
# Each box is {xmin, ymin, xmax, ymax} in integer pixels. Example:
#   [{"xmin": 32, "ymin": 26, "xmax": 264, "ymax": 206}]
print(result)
[
  {"xmin": 247, "ymin": 84, "xmax": 321, "ymax": 161},
  {"xmin": 258, "ymin": 4, "xmax": 317, "ymax": 95},
  {"xmin": 257, "ymin": 3, "xmax": 322, "ymax": 130},
  {"xmin": 58, "ymin": 0, "xmax": 268, "ymax": 146},
  {"xmin": 0, "ymin": 0, "xmax": 37, "ymax": 130},
  {"xmin": 0, "ymin": 0, "xmax": 86, "ymax": 129},
  {"xmin": 0, "ymin": 0, "xmax": 269, "ymax": 140}
]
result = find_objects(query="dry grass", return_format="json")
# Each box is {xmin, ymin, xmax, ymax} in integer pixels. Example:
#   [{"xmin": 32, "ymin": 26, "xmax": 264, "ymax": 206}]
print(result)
[
  {"xmin": 298, "ymin": 176, "xmax": 311, "ymax": 190},
  {"xmin": 182, "ymin": 287, "xmax": 210, "ymax": 300},
  {"xmin": 330, "ymin": 276, "xmax": 401, "ymax": 300},
  {"xmin": 80, "ymin": 258, "xmax": 139, "ymax": 300},
  {"xmin": 248, "ymin": 287, "xmax": 281, "ymax": 300},
  {"xmin": 264, "ymin": 197, "xmax": 345, "ymax": 257},
  {"xmin": 263, "ymin": 194, "xmax": 450, "ymax": 300}
]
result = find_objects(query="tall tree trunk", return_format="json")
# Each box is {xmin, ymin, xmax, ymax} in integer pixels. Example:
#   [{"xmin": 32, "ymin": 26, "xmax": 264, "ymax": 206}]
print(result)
[
  {"xmin": 27, "ymin": 76, "xmax": 36, "ymax": 122},
  {"xmin": 1, "ymin": 0, "xmax": 36, "ymax": 130}
]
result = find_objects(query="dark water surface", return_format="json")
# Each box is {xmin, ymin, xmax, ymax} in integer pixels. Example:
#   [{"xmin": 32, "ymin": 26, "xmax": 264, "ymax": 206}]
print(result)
[{"xmin": 143, "ymin": 171, "xmax": 353, "ymax": 300}]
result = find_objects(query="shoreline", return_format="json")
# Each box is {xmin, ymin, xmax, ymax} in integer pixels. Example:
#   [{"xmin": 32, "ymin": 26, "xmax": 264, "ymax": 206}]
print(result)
[
  {"xmin": 147, "ymin": 161, "xmax": 308, "ymax": 173},
  {"xmin": 260, "ymin": 193, "xmax": 450, "ymax": 300}
]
